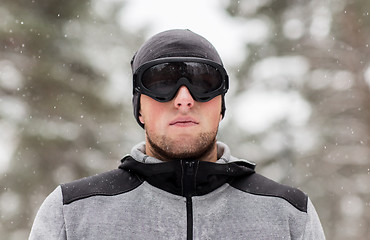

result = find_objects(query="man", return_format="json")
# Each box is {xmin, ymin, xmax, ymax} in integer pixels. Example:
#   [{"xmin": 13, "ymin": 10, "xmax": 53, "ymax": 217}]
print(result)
[{"xmin": 29, "ymin": 29, "xmax": 325, "ymax": 239}]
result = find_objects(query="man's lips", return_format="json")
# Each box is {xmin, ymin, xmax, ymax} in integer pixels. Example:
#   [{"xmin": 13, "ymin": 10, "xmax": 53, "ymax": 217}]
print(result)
[{"xmin": 169, "ymin": 117, "xmax": 199, "ymax": 126}]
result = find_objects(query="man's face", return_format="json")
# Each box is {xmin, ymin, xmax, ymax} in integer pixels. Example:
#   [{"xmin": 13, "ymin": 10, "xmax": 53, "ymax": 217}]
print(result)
[{"xmin": 139, "ymin": 86, "xmax": 222, "ymax": 162}]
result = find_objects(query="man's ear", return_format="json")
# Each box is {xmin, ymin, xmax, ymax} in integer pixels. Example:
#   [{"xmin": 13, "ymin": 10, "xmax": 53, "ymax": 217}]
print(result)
[{"xmin": 139, "ymin": 111, "xmax": 144, "ymax": 124}]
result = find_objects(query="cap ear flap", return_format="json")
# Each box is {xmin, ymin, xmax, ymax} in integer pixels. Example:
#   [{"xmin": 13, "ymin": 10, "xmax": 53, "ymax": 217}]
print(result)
[
  {"xmin": 221, "ymin": 94, "xmax": 226, "ymax": 119},
  {"xmin": 133, "ymin": 93, "xmax": 145, "ymax": 129}
]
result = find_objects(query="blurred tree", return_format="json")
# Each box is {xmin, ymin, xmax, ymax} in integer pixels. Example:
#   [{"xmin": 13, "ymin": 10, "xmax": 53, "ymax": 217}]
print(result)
[
  {"xmin": 223, "ymin": 0, "xmax": 370, "ymax": 239},
  {"xmin": 1, "ymin": 0, "xmax": 369, "ymax": 239},
  {"xmin": 0, "ymin": 0, "xmax": 142, "ymax": 239}
]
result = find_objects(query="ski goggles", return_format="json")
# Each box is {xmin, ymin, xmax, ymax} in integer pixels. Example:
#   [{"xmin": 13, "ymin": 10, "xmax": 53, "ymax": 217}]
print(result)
[{"xmin": 133, "ymin": 57, "xmax": 229, "ymax": 102}]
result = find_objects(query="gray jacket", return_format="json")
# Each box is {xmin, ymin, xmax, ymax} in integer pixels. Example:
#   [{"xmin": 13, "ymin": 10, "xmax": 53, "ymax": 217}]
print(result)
[{"xmin": 29, "ymin": 142, "xmax": 325, "ymax": 239}]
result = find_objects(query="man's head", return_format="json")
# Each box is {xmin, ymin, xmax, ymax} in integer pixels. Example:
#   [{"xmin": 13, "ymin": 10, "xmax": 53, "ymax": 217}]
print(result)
[{"xmin": 131, "ymin": 29, "xmax": 229, "ymax": 161}]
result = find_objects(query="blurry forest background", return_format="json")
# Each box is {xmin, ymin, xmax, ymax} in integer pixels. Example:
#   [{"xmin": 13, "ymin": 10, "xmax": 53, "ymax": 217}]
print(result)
[{"xmin": 0, "ymin": 0, "xmax": 369, "ymax": 239}]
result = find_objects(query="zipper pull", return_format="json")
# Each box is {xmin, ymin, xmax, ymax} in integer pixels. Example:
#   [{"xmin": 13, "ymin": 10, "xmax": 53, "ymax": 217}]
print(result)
[
  {"xmin": 185, "ymin": 161, "xmax": 195, "ymax": 175},
  {"xmin": 182, "ymin": 160, "xmax": 197, "ymax": 197}
]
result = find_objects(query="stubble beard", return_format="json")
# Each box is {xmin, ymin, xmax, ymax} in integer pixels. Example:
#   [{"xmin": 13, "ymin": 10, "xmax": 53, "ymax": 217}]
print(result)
[{"xmin": 146, "ymin": 130, "xmax": 218, "ymax": 161}]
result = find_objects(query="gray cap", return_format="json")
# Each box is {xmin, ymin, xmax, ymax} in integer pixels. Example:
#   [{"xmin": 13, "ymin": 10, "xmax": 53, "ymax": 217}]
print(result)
[{"xmin": 131, "ymin": 29, "xmax": 226, "ymax": 128}]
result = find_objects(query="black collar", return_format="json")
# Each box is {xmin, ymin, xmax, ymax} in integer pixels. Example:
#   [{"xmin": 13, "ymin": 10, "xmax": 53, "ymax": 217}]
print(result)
[{"xmin": 119, "ymin": 156, "xmax": 255, "ymax": 197}]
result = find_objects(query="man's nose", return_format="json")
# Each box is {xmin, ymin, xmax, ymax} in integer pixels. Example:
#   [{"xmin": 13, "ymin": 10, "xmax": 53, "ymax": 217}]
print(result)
[{"xmin": 173, "ymin": 86, "xmax": 194, "ymax": 109}]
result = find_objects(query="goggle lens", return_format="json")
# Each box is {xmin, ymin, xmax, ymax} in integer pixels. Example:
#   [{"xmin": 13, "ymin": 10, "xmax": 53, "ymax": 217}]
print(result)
[
  {"xmin": 134, "ymin": 58, "xmax": 228, "ymax": 102},
  {"xmin": 142, "ymin": 62, "xmax": 222, "ymax": 94}
]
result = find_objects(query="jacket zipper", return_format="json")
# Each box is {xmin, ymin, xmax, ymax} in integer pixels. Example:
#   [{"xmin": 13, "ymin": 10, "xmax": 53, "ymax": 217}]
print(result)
[
  {"xmin": 186, "ymin": 196, "xmax": 193, "ymax": 240},
  {"xmin": 182, "ymin": 160, "xmax": 196, "ymax": 240}
]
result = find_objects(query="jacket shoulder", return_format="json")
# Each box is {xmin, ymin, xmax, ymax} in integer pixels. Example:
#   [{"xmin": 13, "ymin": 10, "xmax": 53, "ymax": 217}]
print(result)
[
  {"xmin": 61, "ymin": 168, "xmax": 143, "ymax": 205},
  {"xmin": 230, "ymin": 173, "xmax": 308, "ymax": 212}
]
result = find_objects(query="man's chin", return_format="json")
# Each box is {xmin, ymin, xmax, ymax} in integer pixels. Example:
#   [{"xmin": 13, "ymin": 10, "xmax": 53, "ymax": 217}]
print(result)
[
  {"xmin": 146, "ymin": 132, "xmax": 217, "ymax": 161},
  {"xmin": 163, "ymin": 143, "xmax": 215, "ymax": 161},
  {"xmin": 167, "ymin": 129, "xmax": 199, "ymax": 139}
]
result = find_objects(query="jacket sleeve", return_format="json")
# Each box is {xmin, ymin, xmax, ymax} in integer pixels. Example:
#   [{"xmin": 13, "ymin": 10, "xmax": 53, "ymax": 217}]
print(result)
[
  {"xmin": 302, "ymin": 197, "xmax": 326, "ymax": 240},
  {"xmin": 29, "ymin": 186, "xmax": 66, "ymax": 240}
]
